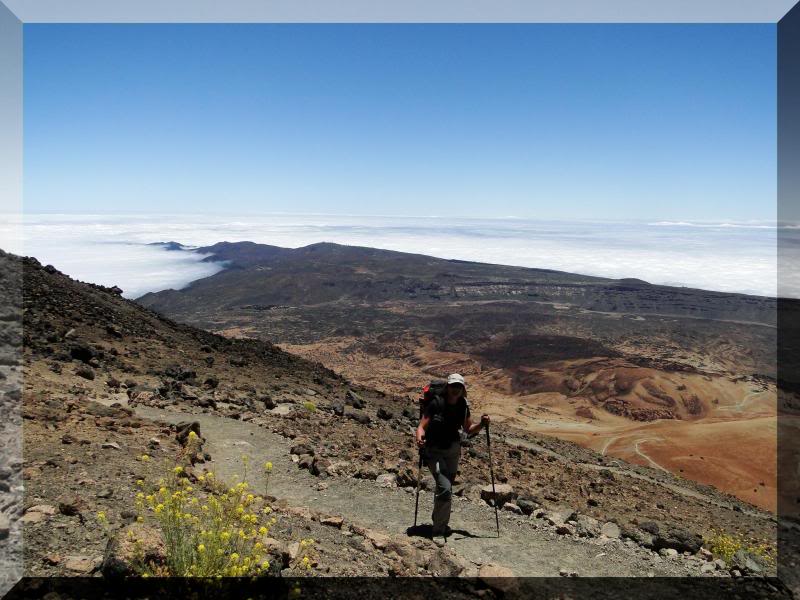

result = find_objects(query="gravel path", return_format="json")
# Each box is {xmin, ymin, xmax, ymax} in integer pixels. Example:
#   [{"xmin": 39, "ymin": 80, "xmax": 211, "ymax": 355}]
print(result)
[{"xmin": 134, "ymin": 405, "xmax": 701, "ymax": 577}]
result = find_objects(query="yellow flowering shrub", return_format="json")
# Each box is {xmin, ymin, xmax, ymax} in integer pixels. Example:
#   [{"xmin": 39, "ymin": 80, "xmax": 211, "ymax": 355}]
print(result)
[
  {"xmin": 130, "ymin": 442, "xmax": 287, "ymax": 577},
  {"xmin": 705, "ymin": 529, "xmax": 775, "ymax": 566},
  {"xmin": 291, "ymin": 538, "xmax": 319, "ymax": 572}
]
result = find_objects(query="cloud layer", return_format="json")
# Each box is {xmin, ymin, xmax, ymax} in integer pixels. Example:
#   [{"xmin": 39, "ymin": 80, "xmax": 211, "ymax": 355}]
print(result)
[{"xmin": 0, "ymin": 213, "xmax": 787, "ymax": 299}]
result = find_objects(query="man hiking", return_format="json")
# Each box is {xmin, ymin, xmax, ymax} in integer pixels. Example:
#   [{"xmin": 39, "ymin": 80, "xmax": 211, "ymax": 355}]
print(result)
[{"xmin": 416, "ymin": 373, "xmax": 490, "ymax": 544}]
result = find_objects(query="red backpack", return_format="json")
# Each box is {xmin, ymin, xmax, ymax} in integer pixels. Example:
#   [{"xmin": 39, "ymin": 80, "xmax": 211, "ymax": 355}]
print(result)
[
  {"xmin": 418, "ymin": 380, "xmax": 446, "ymax": 416},
  {"xmin": 418, "ymin": 379, "xmax": 468, "ymax": 417}
]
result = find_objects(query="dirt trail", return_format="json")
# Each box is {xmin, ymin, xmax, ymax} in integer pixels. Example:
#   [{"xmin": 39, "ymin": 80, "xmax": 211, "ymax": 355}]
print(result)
[
  {"xmin": 716, "ymin": 389, "xmax": 770, "ymax": 414},
  {"xmin": 634, "ymin": 438, "xmax": 668, "ymax": 472},
  {"xmin": 132, "ymin": 404, "xmax": 696, "ymax": 577}
]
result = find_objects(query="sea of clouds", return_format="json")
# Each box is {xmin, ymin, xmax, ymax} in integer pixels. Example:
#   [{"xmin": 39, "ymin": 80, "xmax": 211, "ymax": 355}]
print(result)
[{"xmin": 0, "ymin": 213, "xmax": 792, "ymax": 299}]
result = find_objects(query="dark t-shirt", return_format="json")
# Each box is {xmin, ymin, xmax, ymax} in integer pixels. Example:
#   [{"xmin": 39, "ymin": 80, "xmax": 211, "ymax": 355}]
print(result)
[{"xmin": 424, "ymin": 396, "xmax": 470, "ymax": 448}]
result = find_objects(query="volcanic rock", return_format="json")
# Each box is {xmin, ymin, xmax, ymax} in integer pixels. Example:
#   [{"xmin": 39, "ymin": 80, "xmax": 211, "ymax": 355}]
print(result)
[
  {"xmin": 480, "ymin": 483, "xmax": 515, "ymax": 507},
  {"xmin": 102, "ymin": 524, "xmax": 166, "ymax": 577}
]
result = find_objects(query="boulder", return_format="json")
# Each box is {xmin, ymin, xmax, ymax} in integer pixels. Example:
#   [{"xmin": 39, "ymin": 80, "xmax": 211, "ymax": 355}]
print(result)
[
  {"xmin": 69, "ymin": 343, "xmax": 96, "ymax": 364},
  {"xmin": 175, "ymin": 421, "xmax": 201, "ymax": 446},
  {"xmin": 640, "ymin": 520, "xmax": 660, "ymax": 535},
  {"xmin": 75, "ymin": 365, "xmax": 95, "ymax": 380},
  {"xmin": 164, "ymin": 365, "xmax": 196, "ymax": 381},
  {"xmin": 556, "ymin": 523, "xmax": 575, "ymax": 535},
  {"xmin": 354, "ymin": 465, "xmax": 379, "ymax": 480},
  {"xmin": 65, "ymin": 555, "xmax": 98, "ymax": 574},
  {"xmin": 345, "ymin": 390, "xmax": 365, "ymax": 409},
  {"xmin": 284, "ymin": 506, "xmax": 313, "ymax": 520},
  {"xmin": 402, "ymin": 407, "xmax": 417, "ymax": 420},
  {"xmin": 311, "ymin": 456, "xmax": 331, "ymax": 477},
  {"xmin": 621, "ymin": 524, "xmax": 655, "ymax": 548},
  {"xmin": 22, "ymin": 505, "xmax": 57, "ymax": 524},
  {"xmin": 574, "ymin": 514, "xmax": 601, "ymax": 538},
  {"xmin": 365, "ymin": 530, "xmax": 391, "ymax": 550},
  {"xmin": 653, "ymin": 527, "xmax": 702, "ymax": 554},
  {"xmin": 730, "ymin": 550, "xmax": 765, "ymax": 576},
  {"xmin": 480, "ymin": 483, "xmax": 515, "ymax": 507},
  {"xmin": 395, "ymin": 465, "xmax": 417, "ymax": 488},
  {"xmin": 102, "ymin": 524, "xmax": 166, "ymax": 577},
  {"xmin": 545, "ymin": 506, "xmax": 577, "ymax": 527},
  {"xmin": 376, "ymin": 407, "xmax": 393, "ymax": 420},
  {"xmin": 349, "ymin": 411, "xmax": 371, "ymax": 425},
  {"xmin": 375, "ymin": 473, "xmax": 397, "ymax": 488},
  {"xmin": 516, "ymin": 497, "xmax": 537, "ymax": 515},
  {"xmin": 478, "ymin": 564, "xmax": 517, "ymax": 593},
  {"xmin": 325, "ymin": 461, "xmax": 353, "ymax": 477},
  {"xmin": 427, "ymin": 547, "xmax": 468, "ymax": 577},
  {"xmin": 321, "ymin": 516, "xmax": 344, "ymax": 529},
  {"xmin": 57, "ymin": 495, "xmax": 83, "ymax": 516},
  {"xmin": 196, "ymin": 396, "xmax": 217, "ymax": 409},
  {"xmin": 290, "ymin": 440, "xmax": 315, "ymax": 456},
  {"xmin": 600, "ymin": 522, "xmax": 621, "ymax": 539}
]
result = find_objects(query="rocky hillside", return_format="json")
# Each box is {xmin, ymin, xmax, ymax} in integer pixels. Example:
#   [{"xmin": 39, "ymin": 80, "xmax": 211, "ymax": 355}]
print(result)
[
  {"xmin": 0, "ymin": 250, "xmax": 22, "ymax": 598},
  {"xmin": 4, "ymin": 249, "xmax": 793, "ymax": 596}
]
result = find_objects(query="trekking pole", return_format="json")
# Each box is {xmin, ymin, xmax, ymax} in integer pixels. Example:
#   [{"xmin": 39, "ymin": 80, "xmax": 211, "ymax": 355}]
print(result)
[
  {"xmin": 413, "ymin": 448, "xmax": 424, "ymax": 527},
  {"xmin": 485, "ymin": 423, "xmax": 500, "ymax": 537}
]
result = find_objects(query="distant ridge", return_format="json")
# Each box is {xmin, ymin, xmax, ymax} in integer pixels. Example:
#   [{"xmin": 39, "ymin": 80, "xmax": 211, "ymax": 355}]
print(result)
[{"xmin": 138, "ymin": 240, "xmax": 776, "ymax": 327}]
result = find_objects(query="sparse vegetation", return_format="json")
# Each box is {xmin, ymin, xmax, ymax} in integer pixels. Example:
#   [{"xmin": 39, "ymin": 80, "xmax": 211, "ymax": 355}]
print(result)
[
  {"xmin": 124, "ymin": 433, "xmax": 288, "ymax": 577},
  {"xmin": 303, "ymin": 401, "xmax": 317, "ymax": 413},
  {"xmin": 291, "ymin": 538, "xmax": 318, "ymax": 573},
  {"xmin": 706, "ymin": 529, "xmax": 776, "ymax": 566}
]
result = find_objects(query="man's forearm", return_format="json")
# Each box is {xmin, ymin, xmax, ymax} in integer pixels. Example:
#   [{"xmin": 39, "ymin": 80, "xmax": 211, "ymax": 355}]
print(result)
[{"xmin": 466, "ymin": 422, "xmax": 483, "ymax": 436}]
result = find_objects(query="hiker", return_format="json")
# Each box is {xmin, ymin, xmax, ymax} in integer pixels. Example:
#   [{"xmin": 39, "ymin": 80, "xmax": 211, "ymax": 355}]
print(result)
[{"xmin": 415, "ymin": 373, "xmax": 489, "ymax": 542}]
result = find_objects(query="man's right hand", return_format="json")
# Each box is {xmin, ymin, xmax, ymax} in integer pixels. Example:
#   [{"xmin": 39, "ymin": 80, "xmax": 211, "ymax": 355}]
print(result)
[{"xmin": 416, "ymin": 432, "xmax": 426, "ymax": 448}]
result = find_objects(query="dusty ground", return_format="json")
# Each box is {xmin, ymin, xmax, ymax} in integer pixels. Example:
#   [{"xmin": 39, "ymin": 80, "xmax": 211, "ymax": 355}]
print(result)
[{"xmin": 279, "ymin": 336, "xmax": 779, "ymax": 512}]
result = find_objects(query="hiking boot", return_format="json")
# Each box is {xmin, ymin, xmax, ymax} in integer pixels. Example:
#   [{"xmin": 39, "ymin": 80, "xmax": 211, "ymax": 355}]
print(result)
[{"xmin": 431, "ymin": 525, "xmax": 452, "ymax": 545}]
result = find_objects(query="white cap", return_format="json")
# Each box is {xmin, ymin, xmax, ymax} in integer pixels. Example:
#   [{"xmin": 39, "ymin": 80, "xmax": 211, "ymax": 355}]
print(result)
[{"xmin": 446, "ymin": 373, "xmax": 466, "ymax": 388}]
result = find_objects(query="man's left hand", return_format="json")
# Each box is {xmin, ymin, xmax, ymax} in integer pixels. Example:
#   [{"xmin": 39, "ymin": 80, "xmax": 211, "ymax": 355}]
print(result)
[{"xmin": 481, "ymin": 414, "xmax": 490, "ymax": 427}]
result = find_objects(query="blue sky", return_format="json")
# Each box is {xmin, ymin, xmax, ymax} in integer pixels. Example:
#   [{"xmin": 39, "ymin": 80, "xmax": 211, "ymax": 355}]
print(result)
[{"xmin": 24, "ymin": 24, "xmax": 777, "ymax": 221}]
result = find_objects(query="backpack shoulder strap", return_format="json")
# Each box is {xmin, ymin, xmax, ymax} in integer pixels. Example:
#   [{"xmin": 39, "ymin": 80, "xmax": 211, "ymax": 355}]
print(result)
[{"xmin": 422, "ymin": 388, "xmax": 445, "ymax": 417}]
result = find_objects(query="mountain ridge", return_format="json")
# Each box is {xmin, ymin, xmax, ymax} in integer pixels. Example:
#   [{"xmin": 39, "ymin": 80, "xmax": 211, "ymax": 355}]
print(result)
[{"xmin": 139, "ymin": 240, "xmax": 776, "ymax": 327}]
